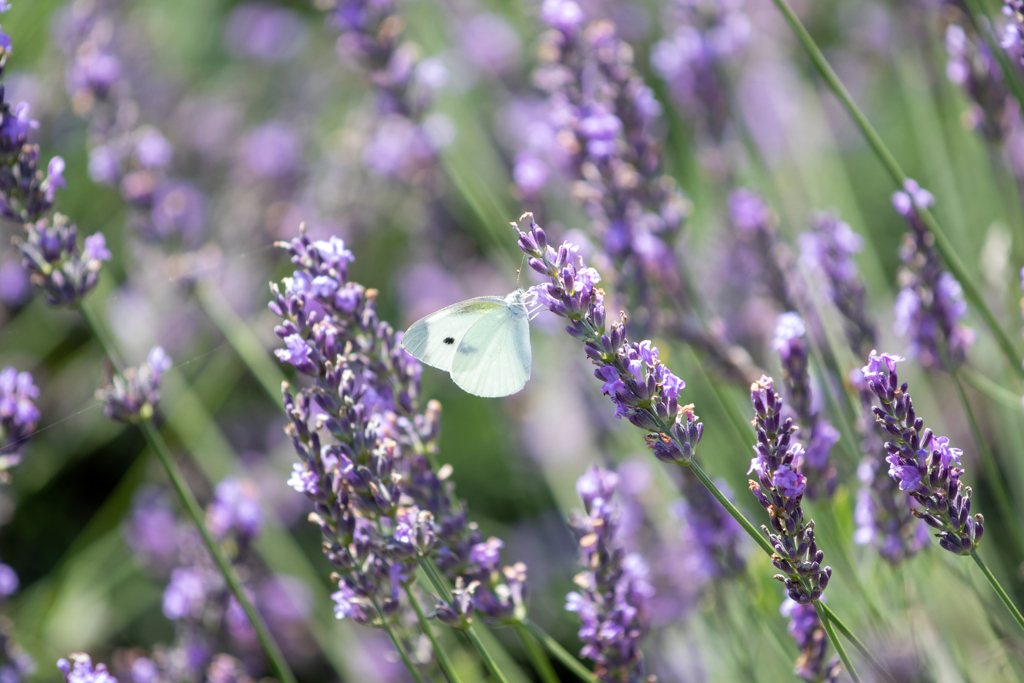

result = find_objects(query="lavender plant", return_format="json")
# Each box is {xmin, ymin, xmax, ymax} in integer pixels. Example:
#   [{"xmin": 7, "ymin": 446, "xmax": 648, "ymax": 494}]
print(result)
[
  {"xmin": 798, "ymin": 212, "xmax": 876, "ymax": 360},
  {"xmin": 859, "ymin": 351, "xmax": 983, "ymax": 555},
  {"xmin": 850, "ymin": 368, "xmax": 929, "ymax": 564},
  {"xmin": 96, "ymin": 346, "xmax": 171, "ymax": 424},
  {"xmin": 891, "ymin": 180, "xmax": 974, "ymax": 370},
  {"xmin": 531, "ymin": 2, "xmax": 691, "ymax": 323},
  {"xmin": 0, "ymin": 366, "xmax": 38, "ymax": 471},
  {"xmin": 271, "ymin": 226, "xmax": 534, "ymax": 680},
  {"xmin": 771, "ymin": 312, "xmax": 839, "ymax": 500},
  {"xmin": 780, "ymin": 599, "xmax": 842, "ymax": 682},
  {"xmin": 515, "ymin": 213, "xmax": 864, "ymax": 678},
  {"xmin": 567, "ymin": 466, "xmax": 654, "ymax": 682},
  {"xmin": 746, "ymin": 376, "xmax": 832, "ymax": 604}
]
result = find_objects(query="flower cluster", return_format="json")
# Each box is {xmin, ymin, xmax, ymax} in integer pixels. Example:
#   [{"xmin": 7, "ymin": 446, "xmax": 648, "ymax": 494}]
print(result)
[
  {"xmin": 798, "ymin": 212, "xmax": 876, "ymax": 359},
  {"xmin": 530, "ymin": 4, "xmax": 691, "ymax": 309},
  {"xmin": 56, "ymin": 0, "xmax": 206, "ymax": 244},
  {"xmin": 57, "ymin": 654, "xmax": 118, "ymax": 683},
  {"xmin": 850, "ymin": 367, "xmax": 930, "ymax": 563},
  {"xmin": 945, "ymin": 22, "xmax": 1012, "ymax": 142},
  {"xmin": 15, "ymin": 214, "xmax": 111, "ymax": 306},
  {"xmin": 0, "ymin": 366, "xmax": 39, "ymax": 468},
  {"xmin": 271, "ymin": 225, "xmax": 527, "ymax": 633},
  {"xmin": 517, "ymin": 214, "xmax": 700, "ymax": 465},
  {"xmin": 861, "ymin": 351, "xmax": 984, "ymax": 555},
  {"xmin": 651, "ymin": 0, "xmax": 751, "ymax": 152},
  {"xmin": 747, "ymin": 376, "xmax": 831, "ymax": 604},
  {"xmin": 673, "ymin": 470, "xmax": 746, "ymax": 580},
  {"xmin": 771, "ymin": 313, "xmax": 839, "ymax": 499},
  {"xmin": 0, "ymin": 13, "xmax": 65, "ymax": 225},
  {"xmin": 780, "ymin": 599, "xmax": 843, "ymax": 682},
  {"xmin": 892, "ymin": 178, "xmax": 974, "ymax": 370},
  {"xmin": 124, "ymin": 482, "xmax": 310, "ymax": 669},
  {"xmin": 96, "ymin": 346, "xmax": 172, "ymax": 423},
  {"xmin": 324, "ymin": 0, "xmax": 449, "ymax": 183},
  {"xmin": 566, "ymin": 466, "xmax": 654, "ymax": 683},
  {"xmin": 728, "ymin": 189, "xmax": 796, "ymax": 312},
  {"xmin": 206, "ymin": 477, "xmax": 263, "ymax": 543}
]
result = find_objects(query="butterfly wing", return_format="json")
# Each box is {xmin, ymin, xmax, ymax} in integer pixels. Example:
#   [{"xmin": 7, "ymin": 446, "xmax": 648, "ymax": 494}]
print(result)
[
  {"xmin": 401, "ymin": 297, "xmax": 508, "ymax": 372},
  {"xmin": 450, "ymin": 305, "xmax": 531, "ymax": 398}
]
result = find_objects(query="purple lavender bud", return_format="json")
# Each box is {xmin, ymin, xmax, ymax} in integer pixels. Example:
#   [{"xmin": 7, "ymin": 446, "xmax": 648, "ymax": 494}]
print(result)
[
  {"xmin": 0, "ymin": 563, "xmax": 18, "ymax": 599},
  {"xmin": 206, "ymin": 477, "xmax": 263, "ymax": 542},
  {"xmin": 275, "ymin": 334, "xmax": 318, "ymax": 375},
  {"xmin": 576, "ymin": 465, "xmax": 620, "ymax": 511},
  {"xmin": 0, "ymin": 258, "xmax": 29, "ymax": 307},
  {"xmin": 729, "ymin": 189, "xmax": 772, "ymax": 233},
  {"xmin": 96, "ymin": 346, "xmax": 172, "ymax": 423},
  {"xmin": 57, "ymin": 654, "xmax": 117, "ymax": 683},
  {"xmin": 162, "ymin": 567, "xmax": 207, "ymax": 620},
  {"xmin": 82, "ymin": 233, "xmax": 111, "ymax": 263},
  {"xmin": 134, "ymin": 129, "xmax": 173, "ymax": 169},
  {"xmin": 87, "ymin": 146, "xmax": 121, "ymax": 185},
  {"xmin": 225, "ymin": 3, "xmax": 308, "ymax": 62},
  {"xmin": 123, "ymin": 489, "xmax": 180, "ymax": 568},
  {"xmin": 540, "ymin": 0, "xmax": 585, "ymax": 32},
  {"xmin": 150, "ymin": 183, "xmax": 205, "ymax": 242},
  {"xmin": 240, "ymin": 121, "xmax": 302, "ymax": 178},
  {"xmin": 0, "ymin": 366, "xmax": 39, "ymax": 464}
]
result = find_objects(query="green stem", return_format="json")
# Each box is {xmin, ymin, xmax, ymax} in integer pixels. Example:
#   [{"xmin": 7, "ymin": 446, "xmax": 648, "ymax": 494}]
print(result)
[
  {"xmin": 418, "ymin": 559, "xmax": 518, "ymax": 683},
  {"xmin": 79, "ymin": 303, "xmax": 125, "ymax": 372},
  {"xmin": 521, "ymin": 618, "xmax": 597, "ymax": 683},
  {"xmin": 687, "ymin": 460, "xmax": 774, "ymax": 557},
  {"xmin": 464, "ymin": 625, "xmax": 511, "ymax": 683},
  {"xmin": 769, "ymin": 0, "xmax": 1024, "ymax": 379},
  {"xmin": 962, "ymin": 0, "xmax": 1024, "ymax": 118},
  {"xmin": 814, "ymin": 601, "xmax": 860, "ymax": 683},
  {"xmin": 513, "ymin": 623, "xmax": 560, "ymax": 683},
  {"xmin": 687, "ymin": 460, "xmax": 898, "ymax": 680},
  {"xmin": 819, "ymin": 604, "xmax": 896, "ymax": 683},
  {"xmin": 196, "ymin": 282, "xmax": 287, "ymax": 401},
  {"xmin": 971, "ymin": 549, "xmax": 1024, "ymax": 633},
  {"xmin": 406, "ymin": 585, "xmax": 463, "ymax": 683},
  {"xmin": 141, "ymin": 420, "xmax": 297, "ymax": 683},
  {"xmin": 951, "ymin": 371, "xmax": 1024, "ymax": 556},
  {"xmin": 79, "ymin": 303, "xmax": 297, "ymax": 683},
  {"xmin": 373, "ymin": 595, "xmax": 428, "ymax": 683}
]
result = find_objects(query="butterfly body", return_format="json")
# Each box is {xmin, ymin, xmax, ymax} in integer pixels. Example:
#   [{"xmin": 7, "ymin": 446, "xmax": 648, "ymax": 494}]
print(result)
[{"xmin": 401, "ymin": 289, "xmax": 532, "ymax": 397}]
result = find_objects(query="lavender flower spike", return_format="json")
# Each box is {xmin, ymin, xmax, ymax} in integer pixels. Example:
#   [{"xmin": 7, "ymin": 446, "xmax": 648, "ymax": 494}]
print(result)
[
  {"xmin": 0, "ymin": 366, "xmax": 39, "ymax": 470},
  {"xmin": 271, "ymin": 224, "xmax": 528, "ymax": 639},
  {"xmin": 15, "ymin": 215, "xmax": 110, "ymax": 306},
  {"xmin": 780, "ymin": 598, "xmax": 843, "ymax": 682},
  {"xmin": 748, "ymin": 376, "xmax": 831, "ymax": 603},
  {"xmin": 567, "ymin": 466, "xmax": 653, "ymax": 682},
  {"xmin": 57, "ymin": 654, "xmax": 118, "ymax": 683},
  {"xmin": 861, "ymin": 350, "xmax": 983, "ymax": 555},
  {"xmin": 771, "ymin": 312, "xmax": 839, "ymax": 500},
  {"xmin": 96, "ymin": 346, "xmax": 172, "ymax": 423},
  {"xmin": 798, "ymin": 211, "xmax": 876, "ymax": 358},
  {"xmin": 515, "ymin": 214, "xmax": 697, "ymax": 466},
  {"xmin": 892, "ymin": 179, "xmax": 974, "ymax": 370}
]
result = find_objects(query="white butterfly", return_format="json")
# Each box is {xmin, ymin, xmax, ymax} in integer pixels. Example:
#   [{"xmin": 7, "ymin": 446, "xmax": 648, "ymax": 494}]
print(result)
[{"xmin": 401, "ymin": 289, "xmax": 534, "ymax": 398}]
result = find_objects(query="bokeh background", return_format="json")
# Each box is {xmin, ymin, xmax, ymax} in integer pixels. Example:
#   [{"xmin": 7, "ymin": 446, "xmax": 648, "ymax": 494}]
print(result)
[{"xmin": 1, "ymin": 0, "xmax": 1024, "ymax": 680}]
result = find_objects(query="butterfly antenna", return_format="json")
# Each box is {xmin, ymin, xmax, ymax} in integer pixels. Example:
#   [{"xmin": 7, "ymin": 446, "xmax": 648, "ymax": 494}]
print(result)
[{"xmin": 516, "ymin": 252, "xmax": 526, "ymax": 289}]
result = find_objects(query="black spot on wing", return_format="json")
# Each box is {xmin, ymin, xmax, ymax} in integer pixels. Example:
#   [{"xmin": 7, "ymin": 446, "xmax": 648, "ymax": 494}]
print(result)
[{"xmin": 444, "ymin": 337, "xmax": 455, "ymax": 344}]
